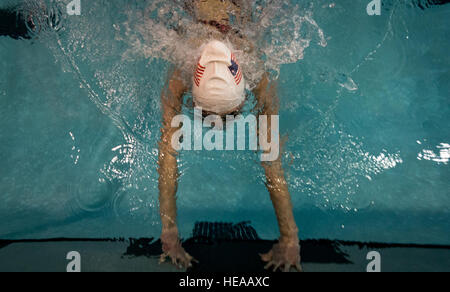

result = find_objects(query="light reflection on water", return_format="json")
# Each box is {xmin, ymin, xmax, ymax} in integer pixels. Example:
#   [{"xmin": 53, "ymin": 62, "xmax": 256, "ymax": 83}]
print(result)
[{"xmin": 418, "ymin": 142, "xmax": 450, "ymax": 164}]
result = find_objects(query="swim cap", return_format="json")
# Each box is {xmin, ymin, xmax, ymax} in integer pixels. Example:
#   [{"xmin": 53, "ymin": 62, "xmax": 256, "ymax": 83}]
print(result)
[{"xmin": 192, "ymin": 40, "xmax": 245, "ymax": 115}]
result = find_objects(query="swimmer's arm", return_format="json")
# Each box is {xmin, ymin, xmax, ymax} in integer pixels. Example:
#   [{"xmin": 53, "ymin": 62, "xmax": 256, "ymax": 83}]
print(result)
[
  {"xmin": 253, "ymin": 74, "xmax": 299, "ymax": 246},
  {"xmin": 158, "ymin": 69, "xmax": 187, "ymax": 237}
]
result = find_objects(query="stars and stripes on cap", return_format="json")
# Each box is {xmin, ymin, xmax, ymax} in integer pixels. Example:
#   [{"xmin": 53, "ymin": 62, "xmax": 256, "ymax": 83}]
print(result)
[
  {"xmin": 194, "ymin": 54, "xmax": 243, "ymax": 87},
  {"xmin": 230, "ymin": 53, "xmax": 243, "ymax": 85},
  {"xmin": 194, "ymin": 61, "xmax": 205, "ymax": 87}
]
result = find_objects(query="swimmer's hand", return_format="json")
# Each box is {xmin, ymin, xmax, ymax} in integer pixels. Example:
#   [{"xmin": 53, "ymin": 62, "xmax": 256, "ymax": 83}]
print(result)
[
  {"xmin": 260, "ymin": 240, "xmax": 302, "ymax": 272},
  {"xmin": 159, "ymin": 229, "xmax": 198, "ymax": 269}
]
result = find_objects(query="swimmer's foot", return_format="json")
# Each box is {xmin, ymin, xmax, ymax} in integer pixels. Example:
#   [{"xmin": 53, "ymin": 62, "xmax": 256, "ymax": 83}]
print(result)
[
  {"xmin": 260, "ymin": 240, "xmax": 302, "ymax": 272},
  {"xmin": 159, "ymin": 229, "xmax": 198, "ymax": 269}
]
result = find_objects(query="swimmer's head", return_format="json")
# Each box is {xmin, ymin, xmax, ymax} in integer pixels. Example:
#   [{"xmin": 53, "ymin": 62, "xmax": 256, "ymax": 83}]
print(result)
[{"xmin": 192, "ymin": 40, "xmax": 246, "ymax": 116}]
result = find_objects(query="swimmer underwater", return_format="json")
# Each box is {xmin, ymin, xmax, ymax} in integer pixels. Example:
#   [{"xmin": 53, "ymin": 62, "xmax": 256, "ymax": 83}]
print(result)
[
  {"xmin": 0, "ymin": 0, "xmax": 301, "ymax": 272},
  {"xmin": 157, "ymin": 0, "xmax": 301, "ymax": 272}
]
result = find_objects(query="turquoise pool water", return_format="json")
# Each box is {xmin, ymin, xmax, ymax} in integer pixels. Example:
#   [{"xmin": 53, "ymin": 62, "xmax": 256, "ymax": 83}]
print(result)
[{"xmin": 0, "ymin": 0, "xmax": 449, "ymax": 245}]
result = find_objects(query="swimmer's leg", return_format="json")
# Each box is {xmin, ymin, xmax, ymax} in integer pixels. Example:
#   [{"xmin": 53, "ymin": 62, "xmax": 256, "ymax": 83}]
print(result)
[{"xmin": 157, "ymin": 69, "xmax": 197, "ymax": 269}]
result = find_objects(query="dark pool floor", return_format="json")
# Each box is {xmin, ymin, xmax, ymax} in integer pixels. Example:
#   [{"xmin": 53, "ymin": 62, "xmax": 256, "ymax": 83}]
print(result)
[
  {"xmin": 1, "ymin": 238, "xmax": 450, "ymax": 272},
  {"xmin": 0, "ymin": 222, "xmax": 449, "ymax": 272}
]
